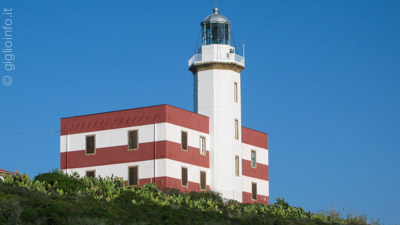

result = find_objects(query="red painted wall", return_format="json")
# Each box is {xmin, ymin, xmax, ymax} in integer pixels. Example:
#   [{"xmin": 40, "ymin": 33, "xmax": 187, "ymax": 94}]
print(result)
[
  {"xmin": 242, "ymin": 192, "xmax": 269, "ymax": 204},
  {"xmin": 61, "ymin": 104, "xmax": 209, "ymax": 135},
  {"xmin": 126, "ymin": 177, "xmax": 210, "ymax": 193},
  {"xmin": 60, "ymin": 105, "xmax": 269, "ymax": 203},
  {"xmin": 242, "ymin": 126, "xmax": 268, "ymax": 150},
  {"xmin": 61, "ymin": 141, "xmax": 210, "ymax": 169},
  {"xmin": 242, "ymin": 159, "xmax": 269, "ymax": 181}
]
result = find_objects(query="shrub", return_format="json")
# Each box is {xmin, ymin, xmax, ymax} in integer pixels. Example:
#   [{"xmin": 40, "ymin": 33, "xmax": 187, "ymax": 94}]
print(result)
[
  {"xmin": 162, "ymin": 188, "xmax": 182, "ymax": 196},
  {"xmin": 188, "ymin": 190, "xmax": 224, "ymax": 203},
  {"xmin": 0, "ymin": 169, "xmax": 378, "ymax": 225},
  {"xmin": 34, "ymin": 170, "xmax": 84, "ymax": 193}
]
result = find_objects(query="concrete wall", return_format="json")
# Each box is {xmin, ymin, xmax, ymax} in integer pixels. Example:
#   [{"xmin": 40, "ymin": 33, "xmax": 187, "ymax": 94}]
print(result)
[
  {"xmin": 194, "ymin": 44, "xmax": 243, "ymax": 202},
  {"xmin": 61, "ymin": 121, "xmax": 210, "ymax": 192}
]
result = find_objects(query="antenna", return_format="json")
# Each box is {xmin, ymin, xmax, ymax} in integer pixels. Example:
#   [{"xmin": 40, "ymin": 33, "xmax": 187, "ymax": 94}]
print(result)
[
  {"xmin": 243, "ymin": 39, "xmax": 245, "ymax": 58},
  {"xmin": 214, "ymin": 0, "xmax": 219, "ymax": 14}
]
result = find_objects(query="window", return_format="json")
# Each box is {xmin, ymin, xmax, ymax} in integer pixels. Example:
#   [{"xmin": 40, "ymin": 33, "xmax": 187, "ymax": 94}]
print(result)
[
  {"xmin": 251, "ymin": 150, "xmax": 257, "ymax": 168},
  {"xmin": 252, "ymin": 182, "xmax": 257, "ymax": 200},
  {"xmin": 234, "ymin": 82, "xmax": 238, "ymax": 102},
  {"xmin": 200, "ymin": 171, "xmax": 206, "ymax": 190},
  {"xmin": 235, "ymin": 156, "xmax": 240, "ymax": 176},
  {"xmin": 86, "ymin": 135, "xmax": 95, "ymax": 155},
  {"xmin": 128, "ymin": 130, "xmax": 139, "ymax": 150},
  {"xmin": 86, "ymin": 170, "xmax": 95, "ymax": 178},
  {"xmin": 235, "ymin": 119, "xmax": 239, "ymax": 140},
  {"xmin": 128, "ymin": 166, "xmax": 138, "ymax": 186},
  {"xmin": 181, "ymin": 167, "xmax": 188, "ymax": 187},
  {"xmin": 181, "ymin": 131, "xmax": 188, "ymax": 151},
  {"xmin": 200, "ymin": 136, "xmax": 206, "ymax": 155}
]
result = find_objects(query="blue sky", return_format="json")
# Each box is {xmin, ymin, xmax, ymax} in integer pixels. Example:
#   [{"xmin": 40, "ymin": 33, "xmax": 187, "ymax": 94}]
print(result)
[{"xmin": 0, "ymin": 0, "xmax": 399, "ymax": 224}]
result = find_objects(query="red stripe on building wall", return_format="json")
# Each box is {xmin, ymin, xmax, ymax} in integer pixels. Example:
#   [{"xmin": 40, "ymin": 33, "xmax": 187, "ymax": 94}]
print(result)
[
  {"xmin": 60, "ymin": 141, "xmax": 209, "ymax": 169},
  {"xmin": 165, "ymin": 105, "xmax": 209, "ymax": 135},
  {"xmin": 242, "ymin": 192, "xmax": 269, "ymax": 204},
  {"xmin": 157, "ymin": 177, "xmax": 210, "ymax": 193},
  {"xmin": 166, "ymin": 142, "xmax": 209, "ymax": 168},
  {"xmin": 242, "ymin": 159, "xmax": 269, "ymax": 181},
  {"xmin": 60, "ymin": 105, "xmax": 209, "ymax": 135},
  {"xmin": 242, "ymin": 126, "xmax": 268, "ymax": 150},
  {"xmin": 125, "ymin": 177, "xmax": 210, "ymax": 193}
]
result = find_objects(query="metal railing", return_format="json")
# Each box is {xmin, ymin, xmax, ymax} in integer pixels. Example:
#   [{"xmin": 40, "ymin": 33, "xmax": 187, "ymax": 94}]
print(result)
[{"xmin": 188, "ymin": 54, "xmax": 245, "ymax": 67}]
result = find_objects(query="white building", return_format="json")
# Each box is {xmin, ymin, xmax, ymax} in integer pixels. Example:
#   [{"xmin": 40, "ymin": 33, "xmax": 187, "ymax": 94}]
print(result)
[{"xmin": 60, "ymin": 7, "xmax": 269, "ymax": 204}]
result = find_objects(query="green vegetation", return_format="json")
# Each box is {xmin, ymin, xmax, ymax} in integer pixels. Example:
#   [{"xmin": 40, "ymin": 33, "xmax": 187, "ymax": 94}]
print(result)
[{"xmin": 0, "ymin": 170, "xmax": 379, "ymax": 225}]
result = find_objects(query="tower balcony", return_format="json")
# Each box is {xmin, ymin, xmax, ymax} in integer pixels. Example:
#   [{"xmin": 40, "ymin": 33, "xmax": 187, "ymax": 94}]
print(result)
[{"xmin": 188, "ymin": 53, "xmax": 245, "ymax": 68}]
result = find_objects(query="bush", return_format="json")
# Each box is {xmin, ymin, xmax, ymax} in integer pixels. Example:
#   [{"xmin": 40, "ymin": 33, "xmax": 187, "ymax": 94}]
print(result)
[
  {"xmin": 189, "ymin": 191, "xmax": 223, "ymax": 203},
  {"xmin": 0, "ymin": 169, "xmax": 379, "ymax": 225},
  {"xmin": 162, "ymin": 188, "xmax": 182, "ymax": 196},
  {"xmin": 34, "ymin": 170, "xmax": 84, "ymax": 193}
]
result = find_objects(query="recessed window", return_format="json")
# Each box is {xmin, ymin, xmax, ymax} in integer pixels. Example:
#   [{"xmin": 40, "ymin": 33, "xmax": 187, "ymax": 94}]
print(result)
[
  {"xmin": 128, "ymin": 166, "xmax": 138, "ymax": 186},
  {"xmin": 128, "ymin": 130, "xmax": 139, "ymax": 150},
  {"xmin": 181, "ymin": 131, "xmax": 188, "ymax": 151},
  {"xmin": 86, "ymin": 170, "xmax": 95, "ymax": 178},
  {"xmin": 86, "ymin": 135, "xmax": 96, "ymax": 155},
  {"xmin": 252, "ymin": 182, "xmax": 257, "ymax": 200},
  {"xmin": 234, "ymin": 82, "xmax": 238, "ymax": 102},
  {"xmin": 235, "ymin": 156, "xmax": 240, "ymax": 176},
  {"xmin": 200, "ymin": 171, "xmax": 206, "ymax": 190},
  {"xmin": 200, "ymin": 136, "xmax": 206, "ymax": 155},
  {"xmin": 181, "ymin": 167, "xmax": 188, "ymax": 187},
  {"xmin": 251, "ymin": 150, "xmax": 257, "ymax": 168},
  {"xmin": 235, "ymin": 119, "xmax": 239, "ymax": 140}
]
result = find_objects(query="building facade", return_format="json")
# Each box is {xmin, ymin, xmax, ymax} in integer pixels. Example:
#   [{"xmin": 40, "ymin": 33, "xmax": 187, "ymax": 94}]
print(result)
[
  {"xmin": 60, "ymin": 7, "xmax": 269, "ymax": 204},
  {"xmin": 0, "ymin": 169, "xmax": 14, "ymax": 181}
]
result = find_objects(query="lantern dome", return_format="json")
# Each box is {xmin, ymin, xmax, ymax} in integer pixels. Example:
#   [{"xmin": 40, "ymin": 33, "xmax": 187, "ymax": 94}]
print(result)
[
  {"xmin": 201, "ymin": 8, "xmax": 231, "ymax": 46},
  {"xmin": 202, "ymin": 8, "xmax": 231, "ymax": 24}
]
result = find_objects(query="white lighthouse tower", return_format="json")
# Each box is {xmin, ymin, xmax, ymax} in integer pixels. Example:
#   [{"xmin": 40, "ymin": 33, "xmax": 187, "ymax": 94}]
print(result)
[{"xmin": 189, "ymin": 7, "xmax": 245, "ymax": 202}]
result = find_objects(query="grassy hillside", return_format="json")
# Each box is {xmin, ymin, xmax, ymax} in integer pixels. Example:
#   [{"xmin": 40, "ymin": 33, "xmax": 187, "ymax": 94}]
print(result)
[{"xmin": 0, "ymin": 170, "xmax": 379, "ymax": 225}]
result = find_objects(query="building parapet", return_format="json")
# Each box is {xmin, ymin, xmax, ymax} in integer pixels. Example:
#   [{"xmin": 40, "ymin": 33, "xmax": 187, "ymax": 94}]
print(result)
[{"xmin": 188, "ymin": 53, "xmax": 245, "ymax": 68}]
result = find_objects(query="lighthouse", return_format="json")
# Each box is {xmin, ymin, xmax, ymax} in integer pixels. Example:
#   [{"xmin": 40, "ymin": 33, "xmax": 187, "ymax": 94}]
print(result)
[
  {"xmin": 189, "ymin": 6, "xmax": 246, "ymax": 202},
  {"xmin": 60, "ymin": 6, "xmax": 269, "ymax": 204}
]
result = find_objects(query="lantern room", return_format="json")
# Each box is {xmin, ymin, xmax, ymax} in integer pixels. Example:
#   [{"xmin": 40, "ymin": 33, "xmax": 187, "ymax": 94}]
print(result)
[{"xmin": 201, "ymin": 7, "xmax": 231, "ymax": 46}]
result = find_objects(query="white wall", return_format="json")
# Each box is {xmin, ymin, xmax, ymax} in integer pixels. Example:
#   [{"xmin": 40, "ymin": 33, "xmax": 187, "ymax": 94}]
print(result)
[
  {"xmin": 194, "ymin": 44, "xmax": 244, "ymax": 202},
  {"xmin": 242, "ymin": 143, "xmax": 269, "ymax": 166},
  {"xmin": 61, "ymin": 122, "xmax": 211, "ymax": 189},
  {"xmin": 60, "ymin": 123, "xmax": 210, "ymax": 152},
  {"xmin": 242, "ymin": 176, "xmax": 269, "ymax": 197},
  {"xmin": 64, "ymin": 159, "xmax": 210, "ymax": 186}
]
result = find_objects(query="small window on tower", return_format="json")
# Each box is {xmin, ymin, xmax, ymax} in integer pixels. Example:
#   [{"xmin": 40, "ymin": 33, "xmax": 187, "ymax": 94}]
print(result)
[
  {"xmin": 128, "ymin": 130, "xmax": 139, "ymax": 150},
  {"xmin": 86, "ymin": 135, "xmax": 96, "ymax": 155},
  {"xmin": 234, "ymin": 82, "xmax": 238, "ymax": 102},
  {"xmin": 200, "ymin": 136, "xmax": 206, "ymax": 155},
  {"xmin": 235, "ymin": 156, "xmax": 240, "ymax": 176},
  {"xmin": 200, "ymin": 171, "xmax": 206, "ymax": 190},
  {"xmin": 251, "ymin": 150, "xmax": 257, "ymax": 168},
  {"xmin": 128, "ymin": 166, "xmax": 138, "ymax": 186},
  {"xmin": 235, "ymin": 119, "xmax": 239, "ymax": 140},
  {"xmin": 252, "ymin": 182, "xmax": 257, "ymax": 200},
  {"xmin": 181, "ymin": 167, "xmax": 188, "ymax": 187},
  {"xmin": 86, "ymin": 170, "xmax": 95, "ymax": 178},
  {"xmin": 181, "ymin": 131, "xmax": 188, "ymax": 151}
]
